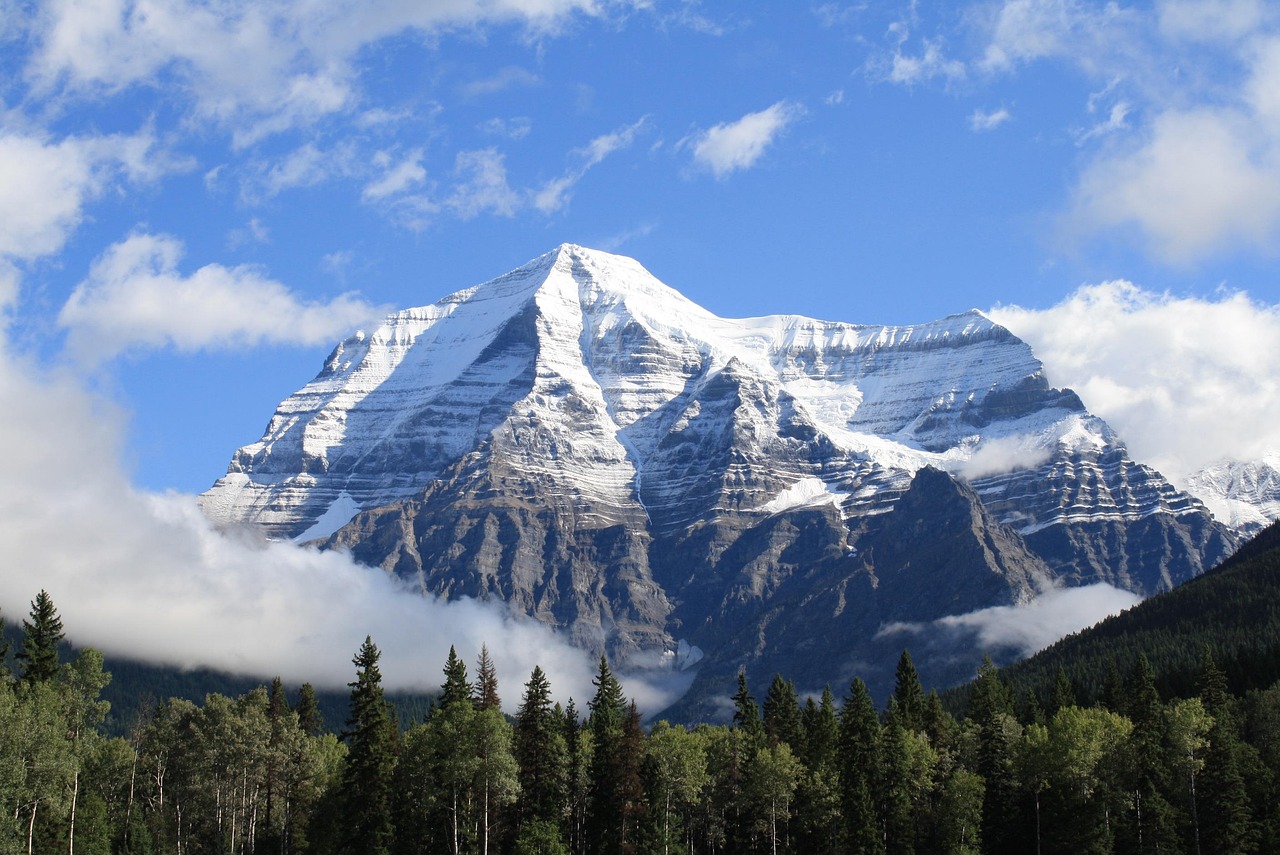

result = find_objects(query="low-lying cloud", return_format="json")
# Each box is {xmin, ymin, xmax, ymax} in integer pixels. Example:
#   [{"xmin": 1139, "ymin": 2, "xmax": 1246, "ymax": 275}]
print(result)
[
  {"xmin": 0, "ymin": 334, "xmax": 687, "ymax": 714},
  {"xmin": 878, "ymin": 583, "xmax": 1141, "ymax": 659},
  {"xmin": 956, "ymin": 434, "xmax": 1052, "ymax": 481}
]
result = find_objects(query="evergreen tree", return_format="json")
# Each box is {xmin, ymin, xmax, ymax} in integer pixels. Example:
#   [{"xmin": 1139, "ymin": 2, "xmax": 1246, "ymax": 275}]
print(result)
[
  {"xmin": 514, "ymin": 666, "xmax": 569, "ymax": 827},
  {"xmin": 731, "ymin": 669, "xmax": 764, "ymax": 748},
  {"xmin": 617, "ymin": 701, "xmax": 648, "ymax": 853},
  {"xmin": 1198, "ymin": 652, "xmax": 1258, "ymax": 854},
  {"xmin": 839, "ymin": 678, "xmax": 883, "ymax": 855},
  {"xmin": 586, "ymin": 656, "xmax": 628, "ymax": 854},
  {"xmin": 475, "ymin": 644, "xmax": 501, "ymax": 712},
  {"xmin": 762, "ymin": 674, "xmax": 803, "ymax": 751},
  {"xmin": 0, "ymin": 606, "xmax": 10, "ymax": 682},
  {"xmin": 441, "ymin": 646, "xmax": 472, "ymax": 709},
  {"xmin": 968, "ymin": 656, "xmax": 1023, "ymax": 855},
  {"xmin": 338, "ymin": 636, "xmax": 396, "ymax": 855},
  {"xmin": 893, "ymin": 650, "xmax": 925, "ymax": 734},
  {"xmin": 1050, "ymin": 667, "xmax": 1076, "ymax": 715},
  {"xmin": 18, "ymin": 590, "xmax": 64, "ymax": 685},
  {"xmin": 297, "ymin": 682, "xmax": 323, "ymax": 737}
]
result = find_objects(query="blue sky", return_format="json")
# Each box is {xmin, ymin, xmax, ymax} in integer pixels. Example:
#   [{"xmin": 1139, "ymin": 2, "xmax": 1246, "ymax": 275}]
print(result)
[
  {"xmin": 5, "ymin": 0, "xmax": 1280, "ymax": 493},
  {"xmin": 1, "ymin": 1, "xmax": 1279, "ymax": 695}
]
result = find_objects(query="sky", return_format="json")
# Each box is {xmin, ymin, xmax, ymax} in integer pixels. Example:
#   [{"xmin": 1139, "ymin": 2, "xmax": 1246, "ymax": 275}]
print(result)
[{"xmin": 1, "ymin": 0, "xmax": 1279, "ymax": 703}]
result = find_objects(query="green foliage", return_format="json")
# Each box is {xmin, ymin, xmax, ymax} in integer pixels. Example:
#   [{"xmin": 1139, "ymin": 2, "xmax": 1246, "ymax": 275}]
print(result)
[{"xmin": 18, "ymin": 589, "xmax": 64, "ymax": 685}]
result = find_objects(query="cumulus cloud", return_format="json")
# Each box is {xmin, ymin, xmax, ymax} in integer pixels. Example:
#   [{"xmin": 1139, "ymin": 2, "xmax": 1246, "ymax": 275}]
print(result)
[
  {"xmin": 0, "ymin": 329, "xmax": 687, "ymax": 713},
  {"xmin": 0, "ymin": 130, "xmax": 177, "ymax": 262},
  {"xmin": 879, "ymin": 584, "xmax": 1140, "ymax": 658},
  {"xmin": 24, "ymin": 0, "xmax": 627, "ymax": 143},
  {"xmin": 362, "ymin": 149, "xmax": 428, "ymax": 201},
  {"xmin": 689, "ymin": 101, "xmax": 804, "ymax": 179},
  {"xmin": 990, "ymin": 281, "xmax": 1280, "ymax": 483},
  {"xmin": 58, "ymin": 232, "xmax": 387, "ymax": 365}
]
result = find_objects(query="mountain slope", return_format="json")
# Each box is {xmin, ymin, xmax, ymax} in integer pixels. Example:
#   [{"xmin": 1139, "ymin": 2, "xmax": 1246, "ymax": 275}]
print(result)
[{"xmin": 200, "ymin": 245, "xmax": 1236, "ymax": 714}]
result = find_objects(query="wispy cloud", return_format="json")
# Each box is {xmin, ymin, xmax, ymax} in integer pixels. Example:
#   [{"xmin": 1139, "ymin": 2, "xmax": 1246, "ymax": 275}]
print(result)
[
  {"xmin": 459, "ymin": 66, "xmax": 542, "ymax": 98},
  {"xmin": 58, "ymin": 232, "xmax": 387, "ymax": 365},
  {"xmin": 970, "ymin": 106, "xmax": 1013, "ymax": 131},
  {"xmin": 689, "ymin": 101, "xmax": 804, "ymax": 179},
  {"xmin": 534, "ymin": 118, "xmax": 648, "ymax": 213},
  {"xmin": 991, "ymin": 281, "xmax": 1280, "ymax": 483}
]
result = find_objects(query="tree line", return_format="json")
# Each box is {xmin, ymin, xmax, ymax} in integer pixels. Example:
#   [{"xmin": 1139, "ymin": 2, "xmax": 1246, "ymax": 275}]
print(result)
[{"xmin": 4, "ymin": 589, "xmax": 1280, "ymax": 854}]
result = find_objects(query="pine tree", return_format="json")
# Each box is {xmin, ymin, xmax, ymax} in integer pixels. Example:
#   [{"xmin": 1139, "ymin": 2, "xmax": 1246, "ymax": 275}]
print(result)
[
  {"xmin": 839, "ymin": 678, "xmax": 884, "ymax": 855},
  {"xmin": 586, "ymin": 656, "xmax": 628, "ymax": 854},
  {"xmin": 732, "ymin": 669, "xmax": 764, "ymax": 749},
  {"xmin": 762, "ymin": 674, "xmax": 804, "ymax": 752},
  {"xmin": 0, "ymin": 605, "xmax": 10, "ymax": 681},
  {"xmin": 475, "ymin": 644, "xmax": 501, "ymax": 712},
  {"xmin": 441, "ymin": 646, "xmax": 472, "ymax": 709},
  {"xmin": 297, "ymin": 682, "xmax": 323, "ymax": 736},
  {"xmin": 339, "ymin": 636, "xmax": 397, "ymax": 855},
  {"xmin": 1050, "ymin": 667, "xmax": 1076, "ymax": 715},
  {"xmin": 892, "ymin": 650, "xmax": 925, "ymax": 734},
  {"xmin": 514, "ymin": 666, "xmax": 569, "ymax": 827},
  {"xmin": 18, "ymin": 589, "xmax": 64, "ymax": 685},
  {"xmin": 969, "ymin": 656, "xmax": 1023, "ymax": 855}
]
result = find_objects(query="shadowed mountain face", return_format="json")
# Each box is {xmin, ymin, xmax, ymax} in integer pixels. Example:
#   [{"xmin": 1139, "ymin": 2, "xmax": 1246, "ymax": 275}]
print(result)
[{"xmin": 200, "ymin": 245, "xmax": 1237, "ymax": 716}]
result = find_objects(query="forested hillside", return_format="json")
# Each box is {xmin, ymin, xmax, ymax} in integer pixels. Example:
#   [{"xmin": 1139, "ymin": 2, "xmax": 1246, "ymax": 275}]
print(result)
[{"xmin": 5, "ymin": 584, "xmax": 1280, "ymax": 854}]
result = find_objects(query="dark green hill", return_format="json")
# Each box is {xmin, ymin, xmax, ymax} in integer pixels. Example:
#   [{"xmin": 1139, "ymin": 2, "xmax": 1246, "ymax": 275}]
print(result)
[{"xmin": 952, "ymin": 519, "xmax": 1280, "ymax": 712}]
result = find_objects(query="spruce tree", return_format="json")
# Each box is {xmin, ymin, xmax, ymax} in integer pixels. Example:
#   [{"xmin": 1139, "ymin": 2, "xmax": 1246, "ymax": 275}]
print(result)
[
  {"xmin": 969, "ymin": 656, "xmax": 1022, "ymax": 855},
  {"xmin": 297, "ymin": 682, "xmax": 323, "ymax": 736},
  {"xmin": 763, "ymin": 674, "xmax": 804, "ymax": 751},
  {"xmin": 441, "ymin": 646, "xmax": 473, "ymax": 709},
  {"xmin": 892, "ymin": 650, "xmax": 925, "ymax": 733},
  {"xmin": 732, "ymin": 669, "xmax": 764, "ymax": 748},
  {"xmin": 339, "ymin": 636, "xmax": 396, "ymax": 855},
  {"xmin": 586, "ymin": 655, "xmax": 627, "ymax": 853},
  {"xmin": 839, "ymin": 678, "xmax": 884, "ymax": 855},
  {"xmin": 18, "ymin": 589, "xmax": 64, "ymax": 684},
  {"xmin": 514, "ymin": 665, "xmax": 569, "ymax": 826},
  {"xmin": 475, "ymin": 644, "xmax": 501, "ymax": 712}
]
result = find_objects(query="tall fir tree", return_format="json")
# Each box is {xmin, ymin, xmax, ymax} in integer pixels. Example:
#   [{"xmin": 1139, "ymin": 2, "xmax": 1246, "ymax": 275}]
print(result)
[
  {"xmin": 586, "ymin": 656, "xmax": 628, "ymax": 854},
  {"xmin": 762, "ymin": 674, "xmax": 804, "ymax": 752},
  {"xmin": 731, "ymin": 669, "xmax": 764, "ymax": 749},
  {"xmin": 441, "ymin": 646, "xmax": 473, "ymax": 709},
  {"xmin": 839, "ymin": 678, "xmax": 884, "ymax": 855},
  {"xmin": 297, "ymin": 682, "xmax": 323, "ymax": 736},
  {"xmin": 18, "ymin": 589, "xmax": 64, "ymax": 684},
  {"xmin": 339, "ymin": 636, "xmax": 397, "ymax": 855},
  {"xmin": 969, "ymin": 656, "xmax": 1023, "ymax": 855},
  {"xmin": 892, "ymin": 650, "xmax": 925, "ymax": 734},
  {"xmin": 475, "ymin": 644, "xmax": 501, "ymax": 712},
  {"xmin": 514, "ymin": 665, "xmax": 569, "ymax": 827}
]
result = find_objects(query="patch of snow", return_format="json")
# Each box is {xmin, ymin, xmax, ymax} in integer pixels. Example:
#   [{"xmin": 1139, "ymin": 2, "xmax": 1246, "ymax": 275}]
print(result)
[
  {"xmin": 760, "ymin": 476, "xmax": 851, "ymax": 515},
  {"xmin": 295, "ymin": 492, "xmax": 362, "ymax": 542}
]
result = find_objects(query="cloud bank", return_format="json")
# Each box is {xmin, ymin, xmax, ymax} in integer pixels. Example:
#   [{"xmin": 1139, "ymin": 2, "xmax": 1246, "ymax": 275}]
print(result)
[
  {"xmin": 0, "ymin": 333, "xmax": 686, "ymax": 713},
  {"xmin": 879, "ymin": 584, "xmax": 1141, "ymax": 658},
  {"xmin": 990, "ymin": 281, "xmax": 1280, "ymax": 483}
]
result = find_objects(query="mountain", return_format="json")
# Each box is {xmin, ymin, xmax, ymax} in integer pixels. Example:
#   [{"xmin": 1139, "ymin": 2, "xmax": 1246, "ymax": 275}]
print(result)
[
  {"xmin": 200, "ymin": 245, "xmax": 1236, "ymax": 715},
  {"xmin": 1185, "ymin": 452, "xmax": 1280, "ymax": 535}
]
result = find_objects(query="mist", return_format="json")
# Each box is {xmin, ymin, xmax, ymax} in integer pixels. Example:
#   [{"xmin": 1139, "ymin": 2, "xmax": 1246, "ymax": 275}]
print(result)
[{"xmin": 0, "ymin": 338, "xmax": 690, "ymax": 715}]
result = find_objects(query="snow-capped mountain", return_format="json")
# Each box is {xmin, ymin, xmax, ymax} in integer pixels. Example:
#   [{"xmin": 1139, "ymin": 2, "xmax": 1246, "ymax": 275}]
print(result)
[
  {"xmin": 200, "ymin": 245, "xmax": 1236, "ymax": 711},
  {"xmin": 1185, "ymin": 453, "xmax": 1280, "ymax": 534}
]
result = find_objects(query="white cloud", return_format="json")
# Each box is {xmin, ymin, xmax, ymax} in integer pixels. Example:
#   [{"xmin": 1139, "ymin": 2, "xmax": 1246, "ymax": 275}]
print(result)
[
  {"xmin": 446, "ymin": 148, "xmax": 521, "ymax": 219},
  {"xmin": 534, "ymin": 117, "xmax": 647, "ymax": 213},
  {"xmin": 690, "ymin": 101, "xmax": 804, "ymax": 179},
  {"xmin": 362, "ymin": 149, "xmax": 427, "ymax": 201},
  {"xmin": 1074, "ymin": 100, "xmax": 1130, "ymax": 144},
  {"xmin": 0, "ymin": 130, "xmax": 175, "ymax": 262},
  {"xmin": 879, "ymin": 584, "xmax": 1140, "ymax": 658},
  {"xmin": 479, "ymin": 116, "xmax": 534, "ymax": 139},
  {"xmin": 1158, "ymin": 0, "xmax": 1268, "ymax": 44},
  {"xmin": 890, "ymin": 39, "xmax": 967, "ymax": 85},
  {"xmin": 990, "ymin": 281, "xmax": 1280, "ymax": 483},
  {"xmin": 459, "ymin": 66, "xmax": 541, "ymax": 98},
  {"xmin": 970, "ymin": 106, "xmax": 1013, "ymax": 131},
  {"xmin": 0, "ymin": 334, "xmax": 686, "ymax": 712},
  {"xmin": 25, "ymin": 0, "xmax": 627, "ymax": 143},
  {"xmin": 956, "ymin": 435, "xmax": 1052, "ymax": 480},
  {"xmin": 58, "ymin": 232, "xmax": 387, "ymax": 364},
  {"xmin": 1069, "ymin": 107, "xmax": 1280, "ymax": 262}
]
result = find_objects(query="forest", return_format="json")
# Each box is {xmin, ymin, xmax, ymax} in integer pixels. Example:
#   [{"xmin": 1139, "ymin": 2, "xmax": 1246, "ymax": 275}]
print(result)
[{"xmin": 3, "ymin": 584, "xmax": 1280, "ymax": 855}]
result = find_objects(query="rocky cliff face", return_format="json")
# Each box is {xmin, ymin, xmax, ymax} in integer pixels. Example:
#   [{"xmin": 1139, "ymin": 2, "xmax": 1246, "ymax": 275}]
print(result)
[{"xmin": 200, "ymin": 244, "xmax": 1237, "ymax": 713}]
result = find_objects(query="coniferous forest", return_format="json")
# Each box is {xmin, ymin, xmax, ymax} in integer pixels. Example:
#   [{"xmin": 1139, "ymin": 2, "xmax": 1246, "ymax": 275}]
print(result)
[{"xmin": 4, "ymin": 571, "xmax": 1280, "ymax": 854}]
